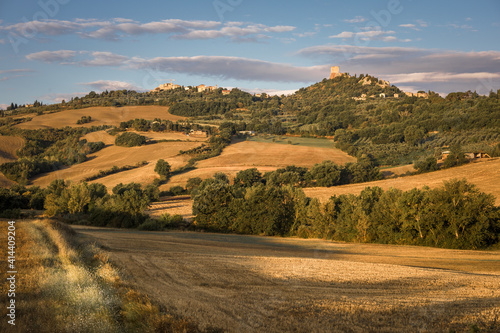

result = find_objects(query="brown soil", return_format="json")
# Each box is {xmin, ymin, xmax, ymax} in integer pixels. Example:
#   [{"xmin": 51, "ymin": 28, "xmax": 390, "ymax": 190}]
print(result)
[{"xmin": 74, "ymin": 226, "xmax": 500, "ymax": 332}]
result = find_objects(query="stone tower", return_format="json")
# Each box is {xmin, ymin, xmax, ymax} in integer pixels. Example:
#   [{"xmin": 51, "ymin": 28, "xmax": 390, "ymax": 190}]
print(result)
[{"xmin": 329, "ymin": 66, "xmax": 340, "ymax": 79}]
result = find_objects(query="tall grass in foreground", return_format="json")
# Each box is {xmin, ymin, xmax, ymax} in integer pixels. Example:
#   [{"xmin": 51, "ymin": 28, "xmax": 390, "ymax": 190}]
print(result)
[{"xmin": 0, "ymin": 219, "xmax": 207, "ymax": 332}]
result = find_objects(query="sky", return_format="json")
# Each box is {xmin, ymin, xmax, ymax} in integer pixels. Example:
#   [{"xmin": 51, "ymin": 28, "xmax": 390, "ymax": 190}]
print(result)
[{"xmin": 0, "ymin": 0, "xmax": 499, "ymax": 109}]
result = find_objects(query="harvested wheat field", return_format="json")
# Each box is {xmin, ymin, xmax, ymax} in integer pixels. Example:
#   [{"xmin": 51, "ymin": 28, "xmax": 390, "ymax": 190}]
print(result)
[
  {"xmin": 162, "ymin": 140, "xmax": 357, "ymax": 189},
  {"xmin": 31, "ymin": 133, "xmax": 204, "ymax": 188},
  {"xmin": 0, "ymin": 135, "xmax": 25, "ymax": 186},
  {"xmin": 147, "ymin": 197, "xmax": 194, "ymax": 220},
  {"xmin": 0, "ymin": 135, "xmax": 24, "ymax": 164},
  {"xmin": 15, "ymin": 105, "xmax": 185, "ymax": 129},
  {"xmin": 305, "ymin": 158, "xmax": 500, "ymax": 205},
  {"xmin": 74, "ymin": 226, "xmax": 500, "ymax": 332},
  {"xmin": 198, "ymin": 140, "xmax": 356, "ymax": 168}
]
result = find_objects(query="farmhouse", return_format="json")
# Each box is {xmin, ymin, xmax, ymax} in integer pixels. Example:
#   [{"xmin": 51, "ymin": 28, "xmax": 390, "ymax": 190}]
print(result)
[
  {"xmin": 238, "ymin": 130, "xmax": 256, "ymax": 136},
  {"xmin": 189, "ymin": 130, "xmax": 208, "ymax": 137}
]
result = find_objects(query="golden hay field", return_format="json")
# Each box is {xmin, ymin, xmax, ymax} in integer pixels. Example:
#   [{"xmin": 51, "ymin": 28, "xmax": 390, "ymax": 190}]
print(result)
[
  {"xmin": 198, "ymin": 140, "xmax": 356, "ymax": 168},
  {"xmin": 304, "ymin": 158, "xmax": 500, "ymax": 205},
  {"xmin": 15, "ymin": 105, "xmax": 185, "ymax": 129},
  {"xmin": 162, "ymin": 140, "xmax": 357, "ymax": 190},
  {"xmin": 31, "ymin": 131, "xmax": 205, "ymax": 188},
  {"xmin": 0, "ymin": 135, "xmax": 24, "ymax": 186},
  {"xmin": 74, "ymin": 226, "xmax": 500, "ymax": 332},
  {"xmin": 0, "ymin": 135, "xmax": 24, "ymax": 164}
]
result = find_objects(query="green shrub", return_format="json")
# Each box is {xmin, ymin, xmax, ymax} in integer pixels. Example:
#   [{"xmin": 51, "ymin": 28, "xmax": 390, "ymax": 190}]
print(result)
[{"xmin": 115, "ymin": 132, "xmax": 147, "ymax": 147}]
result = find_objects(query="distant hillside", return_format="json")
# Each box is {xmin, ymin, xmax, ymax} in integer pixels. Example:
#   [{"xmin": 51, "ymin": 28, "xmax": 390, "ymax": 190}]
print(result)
[{"xmin": 3, "ymin": 74, "xmax": 500, "ymax": 168}]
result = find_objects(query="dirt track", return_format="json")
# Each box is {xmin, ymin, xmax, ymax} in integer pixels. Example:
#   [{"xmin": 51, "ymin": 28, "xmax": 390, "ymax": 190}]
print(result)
[{"xmin": 74, "ymin": 226, "xmax": 500, "ymax": 332}]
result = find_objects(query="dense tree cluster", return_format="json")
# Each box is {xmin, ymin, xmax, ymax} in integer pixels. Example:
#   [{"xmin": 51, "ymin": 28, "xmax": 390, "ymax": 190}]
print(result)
[
  {"xmin": 114, "ymin": 132, "xmax": 147, "ymax": 147},
  {"xmin": 193, "ymin": 176, "xmax": 499, "ymax": 249},
  {"xmin": 76, "ymin": 115, "xmax": 92, "ymax": 124}
]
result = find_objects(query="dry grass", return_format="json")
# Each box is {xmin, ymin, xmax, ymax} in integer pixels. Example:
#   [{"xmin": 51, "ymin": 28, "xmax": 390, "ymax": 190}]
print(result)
[
  {"xmin": 304, "ymin": 158, "xmax": 500, "ymax": 205},
  {"xmin": 0, "ymin": 220, "xmax": 202, "ymax": 332},
  {"xmin": 72, "ymin": 226, "xmax": 500, "ymax": 332},
  {"xmin": 31, "ymin": 131, "xmax": 204, "ymax": 188},
  {"xmin": 15, "ymin": 105, "xmax": 185, "ymax": 130},
  {"xmin": 0, "ymin": 220, "xmax": 120, "ymax": 332}
]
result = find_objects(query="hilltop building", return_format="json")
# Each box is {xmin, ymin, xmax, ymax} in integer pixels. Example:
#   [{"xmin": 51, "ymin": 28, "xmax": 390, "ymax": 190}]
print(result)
[
  {"xmin": 329, "ymin": 66, "xmax": 341, "ymax": 79},
  {"xmin": 152, "ymin": 82, "xmax": 181, "ymax": 92}
]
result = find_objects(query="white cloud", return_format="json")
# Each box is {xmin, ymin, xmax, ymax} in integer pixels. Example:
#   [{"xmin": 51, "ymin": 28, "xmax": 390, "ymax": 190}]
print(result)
[
  {"xmin": 329, "ymin": 29, "xmax": 397, "ymax": 41},
  {"xmin": 39, "ymin": 92, "xmax": 88, "ymax": 103},
  {"xmin": 384, "ymin": 72, "xmax": 500, "ymax": 84},
  {"xmin": 1, "ymin": 18, "xmax": 294, "ymax": 42},
  {"xmin": 344, "ymin": 16, "xmax": 366, "ymax": 23},
  {"xmin": 241, "ymin": 87, "xmax": 299, "ymax": 96},
  {"xmin": 297, "ymin": 45, "xmax": 500, "ymax": 94},
  {"xmin": 416, "ymin": 19, "xmax": 428, "ymax": 28},
  {"xmin": 129, "ymin": 55, "xmax": 328, "ymax": 82},
  {"xmin": 448, "ymin": 23, "xmax": 473, "ymax": 30},
  {"xmin": 0, "ymin": 68, "xmax": 35, "ymax": 81},
  {"xmin": 0, "ymin": 104, "xmax": 9, "ymax": 110},
  {"xmin": 0, "ymin": 68, "xmax": 34, "ymax": 75},
  {"xmin": 80, "ymin": 51, "xmax": 129, "ymax": 66},
  {"xmin": 80, "ymin": 80, "xmax": 143, "ymax": 92},
  {"xmin": 26, "ymin": 50, "xmax": 77, "ymax": 62},
  {"xmin": 27, "ymin": 50, "xmax": 328, "ymax": 82}
]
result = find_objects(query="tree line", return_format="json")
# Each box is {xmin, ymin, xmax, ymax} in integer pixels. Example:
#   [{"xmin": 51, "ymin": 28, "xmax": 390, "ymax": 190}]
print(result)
[{"xmin": 192, "ymin": 174, "xmax": 499, "ymax": 250}]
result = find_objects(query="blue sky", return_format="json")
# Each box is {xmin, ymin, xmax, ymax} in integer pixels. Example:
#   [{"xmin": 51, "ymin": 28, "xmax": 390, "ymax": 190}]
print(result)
[{"xmin": 1, "ymin": 0, "xmax": 499, "ymax": 108}]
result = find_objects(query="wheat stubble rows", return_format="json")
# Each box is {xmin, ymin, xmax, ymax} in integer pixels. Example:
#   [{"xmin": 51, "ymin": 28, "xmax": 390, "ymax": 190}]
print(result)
[{"xmin": 74, "ymin": 226, "xmax": 500, "ymax": 332}]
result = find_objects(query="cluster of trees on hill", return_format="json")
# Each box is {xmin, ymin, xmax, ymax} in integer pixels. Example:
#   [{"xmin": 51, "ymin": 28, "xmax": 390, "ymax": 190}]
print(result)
[
  {"xmin": 0, "ymin": 126, "xmax": 109, "ymax": 184},
  {"xmin": 117, "ymin": 118, "xmax": 211, "ymax": 134},
  {"xmin": 76, "ymin": 115, "xmax": 92, "ymax": 124},
  {"xmin": 192, "ymin": 175, "xmax": 499, "ymax": 249},
  {"xmin": 114, "ymin": 132, "xmax": 147, "ymax": 147}
]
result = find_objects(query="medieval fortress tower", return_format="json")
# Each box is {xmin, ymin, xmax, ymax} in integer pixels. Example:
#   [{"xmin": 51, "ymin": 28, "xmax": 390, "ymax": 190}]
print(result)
[{"xmin": 329, "ymin": 66, "xmax": 341, "ymax": 79}]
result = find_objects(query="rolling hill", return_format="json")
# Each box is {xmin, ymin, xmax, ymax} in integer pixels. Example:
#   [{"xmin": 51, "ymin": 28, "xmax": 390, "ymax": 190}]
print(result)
[
  {"xmin": 15, "ymin": 105, "xmax": 185, "ymax": 129},
  {"xmin": 30, "ymin": 130, "xmax": 206, "ymax": 188},
  {"xmin": 304, "ymin": 158, "xmax": 500, "ymax": 205}
]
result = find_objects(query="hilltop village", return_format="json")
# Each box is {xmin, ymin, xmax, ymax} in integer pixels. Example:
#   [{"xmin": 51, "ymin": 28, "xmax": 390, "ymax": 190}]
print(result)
[{"xmin": 151, "ymin": 66, "xmax": 429, "ymax": 99}]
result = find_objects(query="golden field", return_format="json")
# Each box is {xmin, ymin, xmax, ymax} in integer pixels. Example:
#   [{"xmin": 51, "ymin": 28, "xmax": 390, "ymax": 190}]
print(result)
[
  {"xmin": 73, "ymin": 226, "xmax": 500, "ymax": 332},
  {"xmin": 15, "ymin": 105, "xmax": 185, "ymax": 129},
  {"xmin": 304, "ymin": 158, "xmax": 500, "ymax": 205}
]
